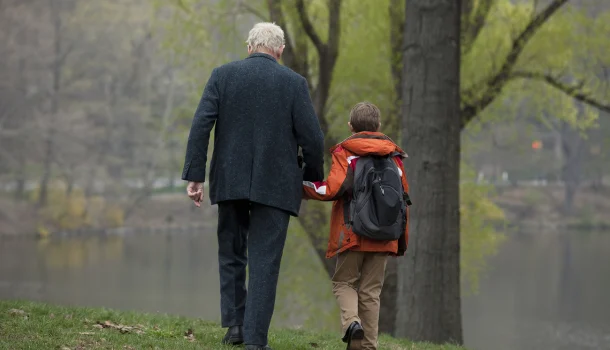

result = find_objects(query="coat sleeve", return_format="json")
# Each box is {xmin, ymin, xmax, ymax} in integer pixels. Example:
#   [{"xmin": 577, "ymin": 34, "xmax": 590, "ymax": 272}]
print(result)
[
  {"xmin": 292, "ymin": 77, "xmax": 325, "ymax": 182},
  {"xmin": 303, "ymin": 149, "xmax": 349, "ymax": 201},
  {"xmin": 181, "ymin": 68, "xmax": 220, "ymax": 182}
]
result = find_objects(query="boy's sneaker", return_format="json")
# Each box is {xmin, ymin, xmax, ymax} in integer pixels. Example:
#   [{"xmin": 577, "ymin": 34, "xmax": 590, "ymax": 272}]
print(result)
[{"xmin": 342, "ymin": 321, "xmax": 364, "ymax": 349}]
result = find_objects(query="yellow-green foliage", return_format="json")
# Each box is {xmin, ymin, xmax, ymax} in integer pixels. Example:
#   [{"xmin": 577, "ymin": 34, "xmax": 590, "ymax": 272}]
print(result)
[
  {"xmin": 103, "ymin": 204, "xmax": 125, "ymax": 228},
  {"xmin": 460, "ymin": 166, "xmax": 506, "ymax": 295},
  {"xmin": 30, "ymin": 185, "xmax": 126, "ymax": 233},
  {"xmin": 31, "ymin": 187, "xmax": 91, "ymax": 231},
  {"xmin": 463, "ymin": 0, "xmax": 608, "ymax": 127}
]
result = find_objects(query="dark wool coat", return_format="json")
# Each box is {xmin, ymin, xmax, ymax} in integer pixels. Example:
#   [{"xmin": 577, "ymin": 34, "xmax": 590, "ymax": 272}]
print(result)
[{"xmin": 181, "ymin": 53, "xmax": 325, "ymax": 216}]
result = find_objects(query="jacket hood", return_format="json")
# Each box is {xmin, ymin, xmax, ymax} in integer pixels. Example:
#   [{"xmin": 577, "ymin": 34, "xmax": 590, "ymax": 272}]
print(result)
[{"xmin": 331, "ymin": 132, "xmax": 407, "ymax": 157}]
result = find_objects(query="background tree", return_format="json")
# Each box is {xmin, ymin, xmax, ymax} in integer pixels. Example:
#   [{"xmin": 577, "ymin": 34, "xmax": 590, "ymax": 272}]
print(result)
[
  {"xmin": 395, "ymin": 0, "xmax": 463, "ymax": 344},
  {"xmin": 2, "ymin": 0, "xmax": 609, "ymax": 343},
  {"xmin": 158, "ymin": 0, "xmax": 610, "ymax": 339},
  {"xmin": 397, "ymin": 0, "xmax": 610, "ymax": 344}
]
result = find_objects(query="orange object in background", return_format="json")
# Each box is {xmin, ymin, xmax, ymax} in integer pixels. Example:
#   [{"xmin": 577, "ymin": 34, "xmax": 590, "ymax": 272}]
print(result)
[{"xmin": 532, "ymin": 140, "xmax": 543, "ymax": 149}]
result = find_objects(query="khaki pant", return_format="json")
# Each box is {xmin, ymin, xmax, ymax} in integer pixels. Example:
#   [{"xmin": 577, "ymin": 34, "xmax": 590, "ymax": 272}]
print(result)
[{"xmin": 332, "ymin": 251, "xmax": 388, "ymax": 350}]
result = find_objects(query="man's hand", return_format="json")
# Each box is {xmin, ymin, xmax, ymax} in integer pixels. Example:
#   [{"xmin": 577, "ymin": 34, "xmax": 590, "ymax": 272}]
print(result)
[{"xmin": 186, "ymin": 182, "xmax": 204, "ymax": 207}]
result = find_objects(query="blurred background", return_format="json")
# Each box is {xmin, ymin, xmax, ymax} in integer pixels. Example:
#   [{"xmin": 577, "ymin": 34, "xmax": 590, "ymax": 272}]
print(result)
[{"xmin": 1, "ymin": 1, "xmax": 609, "ymax": 349}]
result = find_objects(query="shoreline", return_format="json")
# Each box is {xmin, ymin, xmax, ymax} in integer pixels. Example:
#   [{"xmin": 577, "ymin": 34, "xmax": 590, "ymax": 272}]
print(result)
[{"xmin": 2, "ymin": 185, "xmax": 610, "ymax": 236}]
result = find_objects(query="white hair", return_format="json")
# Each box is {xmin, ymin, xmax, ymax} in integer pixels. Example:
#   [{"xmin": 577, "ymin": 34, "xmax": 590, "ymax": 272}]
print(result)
[{"xmin": 246, "ymin": 22, "xmax": 285, "ymax": 53}]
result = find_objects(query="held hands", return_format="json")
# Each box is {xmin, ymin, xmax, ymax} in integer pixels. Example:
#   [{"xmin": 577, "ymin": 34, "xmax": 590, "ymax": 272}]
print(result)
[{"xmin": 186, "ymin": 182, "xmax": 204, "ymax": 207}]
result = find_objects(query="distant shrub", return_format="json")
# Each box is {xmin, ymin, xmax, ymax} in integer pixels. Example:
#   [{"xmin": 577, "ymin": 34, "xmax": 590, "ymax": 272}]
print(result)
[
  {"xmin": 460, "ymin": 165, "xmax": 507, "ymax": 295},
  {"xmin": 37, "ymin": 187, "xmax": 90, "ymax": 231},
  {"xmin": 29, "ymin": 184, "xmax": 126, "ymax": 233},
  {"xmin": 103, "ymin": 204, "xmax": 125, "ymax": 228}
]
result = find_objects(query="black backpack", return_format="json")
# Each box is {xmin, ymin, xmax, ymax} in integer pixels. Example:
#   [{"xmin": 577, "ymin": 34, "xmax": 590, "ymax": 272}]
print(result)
[{"xmin": 347, "ymin": 155, "xmax": 412, "ymax": 241}]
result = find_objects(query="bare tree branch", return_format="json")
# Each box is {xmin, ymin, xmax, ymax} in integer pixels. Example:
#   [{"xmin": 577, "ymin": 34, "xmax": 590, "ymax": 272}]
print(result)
[
  {"xmin": 239, "ymin": 1, "xmax": 267, "ymax": 21},
  {"xmin": 460, "ymin": 0, "xmax": 569, "ymax": 128},
  {"xmin": 172, "ymin": 0, "xmax": 190, "ymax": 13},
  {"xmin": 326, "ymin": 0, "xmax": 341, "ymax": 57},
  {"xmin": 267, "ymin": 0, "xmax": 310, "ymax": 79},
  {"xmin": 461, "ymin": 0, "xmax": 493, "ymax": 55},
  {"xmin": 510, "ymin": 70, "xmax": 610, "ymax": 114},
  {"xmin": 295, "ymin": 0, "xmax": 324, "ymax": 53}
]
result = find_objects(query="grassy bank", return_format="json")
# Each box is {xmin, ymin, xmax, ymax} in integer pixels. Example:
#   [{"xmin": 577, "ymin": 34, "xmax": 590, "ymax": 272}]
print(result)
[{"xmin": 0, "ymin": 300, "xmax": 464, "ymax": 350}]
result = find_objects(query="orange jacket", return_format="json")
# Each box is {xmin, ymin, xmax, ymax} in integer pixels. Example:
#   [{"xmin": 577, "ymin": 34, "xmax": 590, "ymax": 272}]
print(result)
[{"xmin": 303, "ymin": 132, "xmax": 409, "ymax": 258}]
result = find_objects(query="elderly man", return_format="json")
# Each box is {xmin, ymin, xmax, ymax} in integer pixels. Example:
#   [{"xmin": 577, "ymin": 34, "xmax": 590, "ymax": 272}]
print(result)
[{"xmin": 181, "ymin": 22, "xmax": 325, "ymax": 350}]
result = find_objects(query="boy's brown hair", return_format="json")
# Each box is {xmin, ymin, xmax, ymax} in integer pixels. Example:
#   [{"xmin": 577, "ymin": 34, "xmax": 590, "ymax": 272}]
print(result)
[{"xmin": 349, "ymin": 102, "xmax": 381, "ymax": 132}]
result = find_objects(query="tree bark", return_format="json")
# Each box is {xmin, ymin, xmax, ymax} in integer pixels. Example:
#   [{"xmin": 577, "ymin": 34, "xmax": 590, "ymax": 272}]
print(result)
[
  {"xmin": 378, "ymin": 256, "xmax": 399, "ymax": 335},
  {"xmin": 396, "ymin": 0, "xmax": 463, "ymax": 345},
  {"xmin": 39, "ymin": 6, "xmax": 63, "ymax": 207}
]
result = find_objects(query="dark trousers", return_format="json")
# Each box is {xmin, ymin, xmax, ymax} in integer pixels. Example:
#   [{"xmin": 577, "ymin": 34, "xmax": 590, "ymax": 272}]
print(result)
[{"xmin": 217, "ymin": 200, "xmax": 290, "ymax": 346}]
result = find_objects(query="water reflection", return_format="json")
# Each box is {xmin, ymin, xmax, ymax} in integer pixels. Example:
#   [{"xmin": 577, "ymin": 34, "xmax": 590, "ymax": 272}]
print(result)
[
  {"xmin": 2, "ymin": 230, "xmax": 610, "ymax": 349},
  {"xmin": 0, "ymin": 233, "xmax": 221, "ymax": 319},
  {"xmin": 0, "ymin": 226, "xmax": 338, "ymax": 331},
  {"xmin": 462, "ymin": 231, "xmax": 610, "ymax": 350}
]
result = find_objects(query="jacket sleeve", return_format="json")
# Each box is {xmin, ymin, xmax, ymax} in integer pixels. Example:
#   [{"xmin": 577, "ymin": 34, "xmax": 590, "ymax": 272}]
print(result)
[
  {"xmin": 303, "ymin": 149, "xmax": 349, "ymax": 201},
  {"xmin": 292, "ymin": 76, "xmax": 325, "ymax": 182},
  {"xmin": 181, "ymin": 68, "xmax": 220, "ymax": 182}
]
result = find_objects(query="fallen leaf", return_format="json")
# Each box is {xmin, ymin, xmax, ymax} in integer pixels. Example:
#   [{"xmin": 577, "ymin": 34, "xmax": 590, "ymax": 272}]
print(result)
[
  {"xmin": 95, "ymin": 320, "xmax": 145, "ymax": 334},
  {"xmin": 49, "ymin": 313, "xmax": 55, "ymax": 319},
  {"xmin": 64, "ymin": 314, "xmax": 73, "ymax": 320},
  {"xmin": 8, "ymin": 309, "xmax": 26, "ymax": 316},
  {"xmin": 184, "ymin": 328, "xmax": 195, "ymax": 342},
  {"xmin": 8, "ymin": 309, "xmax": 28, "ymax": 319}
]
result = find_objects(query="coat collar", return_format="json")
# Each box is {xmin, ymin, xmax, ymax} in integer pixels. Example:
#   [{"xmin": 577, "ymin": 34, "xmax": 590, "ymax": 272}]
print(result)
[
  {"xmin": 331, "ymin": 132, "xmax": 408, "ymax": 158},
  {"xmin": 246, "ymin": 52, "xmax": 278, "ymax": 63}
]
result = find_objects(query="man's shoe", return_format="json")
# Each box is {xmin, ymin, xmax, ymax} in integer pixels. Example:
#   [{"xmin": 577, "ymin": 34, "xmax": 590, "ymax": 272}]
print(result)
[
  {"xmin": 342, "ymin": 321, "xmax": 364, "ymax": 350},
  {"xmin": 222, "ymin": 325, "xmax": 244, "ymax": 345},
  {"xmin": 245, "ymin": 345, "xmax": 272, "ymax": 350}
]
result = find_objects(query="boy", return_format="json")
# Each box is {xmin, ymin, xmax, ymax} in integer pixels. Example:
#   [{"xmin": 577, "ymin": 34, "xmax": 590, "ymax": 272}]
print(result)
[{"xmin": 303, "ymin": 102, "xmax": 409, "ymax": 350}]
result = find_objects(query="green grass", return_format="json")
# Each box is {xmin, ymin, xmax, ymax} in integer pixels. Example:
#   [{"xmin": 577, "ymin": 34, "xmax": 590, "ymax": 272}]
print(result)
[{"xmin": 0, "ymin": 300, "xmax": 465, "ymax": 350}]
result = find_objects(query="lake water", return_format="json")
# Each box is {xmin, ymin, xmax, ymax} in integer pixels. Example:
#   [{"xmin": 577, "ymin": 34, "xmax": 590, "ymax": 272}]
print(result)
[{"xmin": 1, "ymin": 228, "xmax": 610, "ymax": 349}]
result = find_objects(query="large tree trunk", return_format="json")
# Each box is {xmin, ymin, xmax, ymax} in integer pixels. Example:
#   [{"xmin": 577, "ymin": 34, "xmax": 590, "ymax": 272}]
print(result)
[
  {"xmin": 396, "ymin": 0, "xmax": 463, "ymax": 345},
  {"xmin": 378, "ymin": 257, "xmax": 399, "ymax": 334}
]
